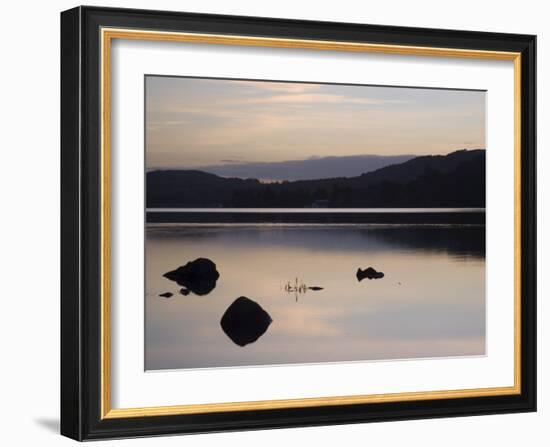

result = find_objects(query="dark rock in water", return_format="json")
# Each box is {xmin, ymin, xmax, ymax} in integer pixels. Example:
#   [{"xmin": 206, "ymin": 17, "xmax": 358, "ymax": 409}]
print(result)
[
  {"xmin": 356, "ymin": 267, "xmax": 384, "ymax": 281},
  {"xmin": 164, "ymin": 258, "xmax": 220, "ymax": 295},
  {"xmin": 179, "ymin": 288, "xmax": 190, "ymax": 296},
  {"xmin": 308, "ymin": 286, "xmax": 324, "ymax": 291},
  {"xmin": 159, "ymin": 292, "xmax": 173, "ymax": 298},
  {"xmin": 220, "ymin": 297, "xmax": 272, "ymax": 347}
]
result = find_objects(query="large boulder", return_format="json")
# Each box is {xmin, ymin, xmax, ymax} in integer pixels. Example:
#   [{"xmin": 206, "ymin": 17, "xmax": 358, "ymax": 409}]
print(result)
[
  {"xmin": 220, "ymin": 297, "xmax": 272, "ymax": 347},
  {"xmin": 163, "ymin": 258, "xmax": 220, "ymax": 295},
  {"xmin": 356, "ymin": 267, "xmax": 384, "ymax": 281}
]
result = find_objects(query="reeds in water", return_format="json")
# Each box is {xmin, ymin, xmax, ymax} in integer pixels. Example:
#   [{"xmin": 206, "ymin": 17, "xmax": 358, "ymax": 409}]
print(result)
[{"xmin": 284, "ymin": 277, "xmax": 308, "ymax": 294}]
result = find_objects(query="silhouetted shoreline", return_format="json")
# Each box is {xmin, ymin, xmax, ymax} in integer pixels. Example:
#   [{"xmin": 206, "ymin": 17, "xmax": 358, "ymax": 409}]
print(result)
[
  {"xmin": 146, "ymin": 210, "xmax": 485, "ymax": 225},
  {"xmin": 147, "ymin": 149, "xmax": 486, "ymax": 209}
]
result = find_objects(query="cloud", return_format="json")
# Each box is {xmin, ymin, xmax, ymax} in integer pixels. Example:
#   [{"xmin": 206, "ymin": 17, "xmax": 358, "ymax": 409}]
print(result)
[
  {"xmin": 227, "ymin": 93, "xmax": 408, "ymax": 106},
  {"xmin": 219, "ymin": 159, "xmax": 243, "ymax": 163},
  {"xmin": 226, "ymin": 81, "xmax": 321, "ymax": 94}
]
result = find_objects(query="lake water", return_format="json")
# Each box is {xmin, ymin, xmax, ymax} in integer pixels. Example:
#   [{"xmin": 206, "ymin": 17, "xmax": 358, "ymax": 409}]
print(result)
[
  {"xmin": 145, "ymin": 211, "xmax": 485, "ymax": 371},
  {"xmin": 146, "ymin": 207, "xmax": 485, "ymax": 213}
]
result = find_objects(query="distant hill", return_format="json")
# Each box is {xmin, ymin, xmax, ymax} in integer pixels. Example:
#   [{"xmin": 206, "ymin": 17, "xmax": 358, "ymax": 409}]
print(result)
[
  {"xmin": 192, "ymin": 154, "xmax": 415, "ymax": 181},
  {"xmin": 146, "ymin": 149, "xmax": 485, "ymax": 208}
]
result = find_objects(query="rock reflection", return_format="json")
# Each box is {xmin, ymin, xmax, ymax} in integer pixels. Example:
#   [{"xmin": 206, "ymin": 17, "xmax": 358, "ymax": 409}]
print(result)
[{"xmin": 220, "ymin": 297, "xmax": 273, "ymax": 347}]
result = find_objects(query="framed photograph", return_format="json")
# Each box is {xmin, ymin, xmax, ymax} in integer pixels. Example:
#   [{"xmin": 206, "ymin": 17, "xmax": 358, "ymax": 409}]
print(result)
[{"xmin": 60, "ymin": 6, "xmax": 536, "ymax": 441}]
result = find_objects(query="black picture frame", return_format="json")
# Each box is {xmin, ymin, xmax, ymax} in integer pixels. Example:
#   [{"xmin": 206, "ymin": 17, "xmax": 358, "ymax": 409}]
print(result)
[{"xmin": 61, "ymin": 5, "xmax": 536, "ymax": 441}]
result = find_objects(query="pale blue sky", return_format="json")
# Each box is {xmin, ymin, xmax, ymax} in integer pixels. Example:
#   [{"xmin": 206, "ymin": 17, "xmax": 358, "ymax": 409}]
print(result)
[{"xmin": 145, "ymin": 76, "xmax": 485, "ymax": 172}]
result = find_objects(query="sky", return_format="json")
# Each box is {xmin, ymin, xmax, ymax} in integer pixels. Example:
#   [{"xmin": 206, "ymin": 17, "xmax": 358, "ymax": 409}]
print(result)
[{"xmin": 145, "ymin": 76, "xmax": 485, "ymax": 179}]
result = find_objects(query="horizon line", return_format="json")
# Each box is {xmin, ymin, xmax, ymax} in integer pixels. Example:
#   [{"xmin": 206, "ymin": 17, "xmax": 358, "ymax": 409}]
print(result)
[{"xmin": 146, "ymin": 148, "xmax": 486, "ymax": 173}]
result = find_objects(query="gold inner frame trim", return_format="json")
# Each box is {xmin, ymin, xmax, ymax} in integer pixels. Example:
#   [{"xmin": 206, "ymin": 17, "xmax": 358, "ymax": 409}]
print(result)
[{"xmin": 100, "ymin": 27, "xmax": 522, "ymax": 420}]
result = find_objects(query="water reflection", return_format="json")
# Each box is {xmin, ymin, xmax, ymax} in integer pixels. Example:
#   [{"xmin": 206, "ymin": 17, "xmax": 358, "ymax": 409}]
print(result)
[{"xmin": 145, "ymin": 224, "xmax": 485, "ymax": 370}]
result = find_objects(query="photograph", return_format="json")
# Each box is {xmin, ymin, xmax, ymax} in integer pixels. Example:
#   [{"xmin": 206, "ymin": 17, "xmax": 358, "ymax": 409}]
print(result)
[{"xmin": 144, "ymin": 76, "xmax": 487, "ymax": 370}]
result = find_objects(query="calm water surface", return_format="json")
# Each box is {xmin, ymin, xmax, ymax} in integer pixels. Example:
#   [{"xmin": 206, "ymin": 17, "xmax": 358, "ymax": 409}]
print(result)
[
  {"xmin": 145, "ymin": 215, "xmax": 485, "ymax": 370},
  {"xmin": 147, "ymin": 207, "xmax": 485, "ymax": 213}
]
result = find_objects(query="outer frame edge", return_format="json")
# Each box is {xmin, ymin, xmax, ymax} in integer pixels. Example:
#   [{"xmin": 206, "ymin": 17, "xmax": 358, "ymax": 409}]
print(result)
[
  {"xmin": 63, "ymin": 6, "xmax": 537, "ymax": 441},
  {"xmin": 519, "ymin": 35, "xmax": 537, "ymax": 413},
  {"xmin": 60, "ymin": 5, "xmax": 84, "ymax": 442}
]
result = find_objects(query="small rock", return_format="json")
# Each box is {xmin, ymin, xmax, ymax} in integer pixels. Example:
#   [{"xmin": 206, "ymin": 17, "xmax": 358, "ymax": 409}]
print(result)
[
  {"xmin": 159, "ymin": 292, "xmax": 173, "ymax": 298},
  {"xmin": 356, "ymin": 267, "xmax": 384, "ymax": 281},
  {"xmin": 179, "ymin": 288, "xmax": 190, "ymax": 296},
  {"xmin": 308, "ymin": 286, "xmax": 324, "ymax": 291}
]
